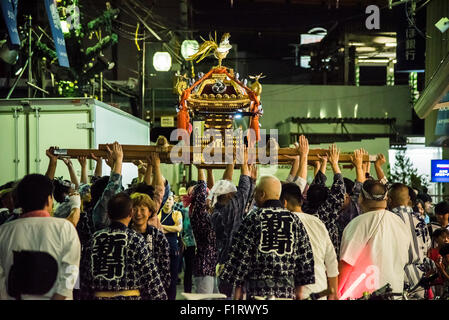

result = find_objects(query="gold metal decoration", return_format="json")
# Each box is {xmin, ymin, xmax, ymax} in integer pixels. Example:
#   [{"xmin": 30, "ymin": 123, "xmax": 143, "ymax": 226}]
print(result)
[{"xmin": 186, "ymin": 32, "xmax": 232, "ymax": 67}]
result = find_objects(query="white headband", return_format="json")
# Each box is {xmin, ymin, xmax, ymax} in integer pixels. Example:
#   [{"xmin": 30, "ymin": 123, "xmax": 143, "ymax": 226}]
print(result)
[{"xmin": 207, "ymin": 180, "xmax": 237, "ymax": 207}]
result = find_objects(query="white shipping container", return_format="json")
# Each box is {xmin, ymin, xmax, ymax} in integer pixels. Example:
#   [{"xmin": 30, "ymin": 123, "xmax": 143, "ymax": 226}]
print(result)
[{"xmin": 0, "ymin": 98, "xmax": 150, "ymax": 187}]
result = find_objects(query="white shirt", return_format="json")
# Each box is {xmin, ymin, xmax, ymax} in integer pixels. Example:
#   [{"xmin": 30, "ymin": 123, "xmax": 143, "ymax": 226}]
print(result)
[
  {"xmin": 339, "ymin": 209, "xmax": 412, "ymax": 299},
  {"xmin": 286, "ymin": 175, "xmax": 307, "ymax": 194},
  {"xmin": 294, "ymin": 211, "xmax": 339, "ymax": 299},
  {"xmin": 0, "ymin": 216, "xmax": 81, "ymax": 300}
]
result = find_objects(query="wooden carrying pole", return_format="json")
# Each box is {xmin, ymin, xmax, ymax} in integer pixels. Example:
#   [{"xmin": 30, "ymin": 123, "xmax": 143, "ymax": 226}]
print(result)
[{"xmin": 52, "ymin": 144, "xmax": 376, "ymax": 167}]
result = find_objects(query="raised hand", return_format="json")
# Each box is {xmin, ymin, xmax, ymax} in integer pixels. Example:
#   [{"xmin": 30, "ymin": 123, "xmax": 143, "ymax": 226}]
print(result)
[
  {"xmin": 68, "ymin": 192, "xmax": 81, "ymax": 209},
  {"xmin": 328, "ymin": 144, "xmax": 340, "ymax": 166},
  {"xmin": 46, "ymin": 146, "xmax": 59, "ymax": 162},
  {"xmin": 111, "ymin": 141, "xmax": 123, "ymax": 162},
  {"xmin": 132, "ymin": 160, "xmax": 141, "ymax": 167},
  {"xmin": 374, "ymin": 153, "xmax": 387, "ymax": 181},
  {"xmin": 90, "ymin": 152, "xmax": 102, "ymax": 162},
  {"xmin": 78, "ymin": 156, "xmax": 88, "ymax": 185},
  {"xmin": 375, "ymin": 153, "xmax": 386, "ymax": 167},
  {"xmin": 61, "ymin": 157, "xmax": 73, "ymax": 167},
  {"xmin": 328, "ymin": 144, "xmax": 341, "ymax": 174},
  {"xmin": 133, "ymin": 160, "xmax": 146, "ymax": 173},
  {"xmin": 284, "ymin": 140, "xmax": 299, "ymax": 161},
  {"xmin": 105, "ymin": 145, "xmax": 115, "ymax": 168},
  {"xmin": 105, "ymin": 142, "xmax": 123, "ymax": 167},
  {"xmin": 108, "ymin": 142, "xmax": 123, "ymax": 174},
  {"xmin": 243, "ymin": 145, "xmax": 249, "ymax": 164},
  {"xmin": 350, "ymin": 149, "xmax": 363, "ymax": 168},
  {"xmin": 78, "ymin": 156, "xmax": 87, "ymax": 168},
  {"xmin": 90, "ymin": 152, "xmax": 103, "ymax": 178},
  {"xmin": 196, "ymin": 166, "xmax": 205, "ymax": 182},
  {"xmin": 249, "ymin": 163, "xmax": 258, "ymax": 180},
  {"xmin": 139, "ymin": 165, "xmax": 147, "ymax": 176},
  {"xmin": 247, "ymin": 145, "xmax": 257, "ymax": 165},
  {"xmin": 317, "ymin": 154, "xmax": 328, "ymax": 164},
  {"xmin": 361, "ymin": 149, "xmax": 370, "ymax": 174},
  {"xmin": 45, "ymin": 146, "xmax": 59, "ymax": 179},
  {"xmin": 362, "ymin": 149, "xmax": 369, "ymax": 158},
  {"xmin": 316, "ymin": 153, "xmax": 328, "ymax": 175},
  {"xmin": 62, "ymin": 156, "xmax": 79, "ymax": 189},
  {"xmin": 148, "ymin": 151, "xmax": 160, "ymax": 166},
  {"xmin": 206, "ymin": 168, "xmax": 215, "ymax": 189},
  {"xmin": 298, "ymin": 135, "xmax": 309, "ymax": 157}
]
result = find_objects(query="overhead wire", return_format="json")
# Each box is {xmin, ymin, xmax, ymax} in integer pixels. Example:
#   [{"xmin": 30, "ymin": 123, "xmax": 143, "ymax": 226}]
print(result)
[
  {"xmin": 135, "ymin": 23, "xmax": 141, "ymax": 51},
  {"xmin": 126, "ymin": 0, "xmax": 174, "ymax": 30},
  {"xmin": 103, "ymin": 79, "xmax": 137, "ymax": 98},
  {"xmin": 117, "ymin": 3, "xmax": 184, "ymax": 62},
  {"xmin": 112, "ymin": 23, "xmax": 172, "ymax": 40},
  {"xmin": 404, "ymin": 0, "xmax": 431, "ymax": 39},
  {"xmin": 81, "ymin": 4, "xmax": 164, "ymax": 41},
  {"xmin": 112, "ymin": 24, "xmax": 159, "ymax": 41},
  {"xmin": 81, "ymin": 0, "xmax": 186, "ymax": 53}
]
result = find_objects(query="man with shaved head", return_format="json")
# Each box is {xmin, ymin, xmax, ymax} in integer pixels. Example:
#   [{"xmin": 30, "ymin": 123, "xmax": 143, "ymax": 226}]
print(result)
[
  {"xmin": 219, "ymin": 175, "xmax": 315, "ymax": 300},
  {"xmin": 338, "ymin": 180, "xmax": 412, "ymax": 299},
  {"xmin": 388, "ymin": 183, "xmax": 431, "ymax": 299},
  {"xmin": 254, "ymin": 176, "xmax": 282, "ymax": 206}
]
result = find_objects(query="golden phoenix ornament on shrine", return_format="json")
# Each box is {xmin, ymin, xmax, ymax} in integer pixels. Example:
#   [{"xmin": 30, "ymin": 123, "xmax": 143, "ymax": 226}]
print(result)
[{"xmin": 175, "ymin": 32, "xmax": 264, "ymax": 149}]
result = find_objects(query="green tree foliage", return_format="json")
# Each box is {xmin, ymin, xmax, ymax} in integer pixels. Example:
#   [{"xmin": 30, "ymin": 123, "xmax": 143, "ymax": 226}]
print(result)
[{"xmin": 388, "ymin": 150, "xmax": 429, "ymax": 190}]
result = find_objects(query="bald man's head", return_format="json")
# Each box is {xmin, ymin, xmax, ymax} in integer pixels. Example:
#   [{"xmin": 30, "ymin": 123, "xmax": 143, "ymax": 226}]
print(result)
[
  {"xmin": 359, "ymin": 180, "xmax": 388, "ymax": 213},
  {"xmin": 388, "ymin": 183, "xmax": 411, "ymax": 209},
  {"xmin": 254, "ymin": 176, "xmax": 282, "ymax": 207}
]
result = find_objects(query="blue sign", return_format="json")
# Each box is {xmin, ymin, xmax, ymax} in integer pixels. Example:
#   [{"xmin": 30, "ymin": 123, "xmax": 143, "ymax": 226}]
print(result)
[
  {"xmin": 0, "ymin": 0, "xmax": 20, "ymax": 45},
  {"xmin": 44, "ymin": 0, "xmax": 70, "ymax": 68},
  {"xmin": 431, "ymin": 160, "xmax": 449, "ymax": 183},
  {"xmin": 435, "ymin": 109, "xmax": 449, "ymax": 136}
]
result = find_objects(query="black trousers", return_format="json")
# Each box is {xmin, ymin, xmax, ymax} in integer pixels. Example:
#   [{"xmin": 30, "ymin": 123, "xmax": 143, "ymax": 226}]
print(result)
[
  {"xmin": 183, "ymin": 246, "xmax": 196, "ymax": 293},
  {"xmin": 165, "ymin": 234, "xmax": 180, "ymax": 300},
  {"xmin": 168, "ymin": 251, "xmax": 180, "ymax": 300},
  {"xmin": 218, "ymin": 279, "xmax": 233, "ymax": 298}
]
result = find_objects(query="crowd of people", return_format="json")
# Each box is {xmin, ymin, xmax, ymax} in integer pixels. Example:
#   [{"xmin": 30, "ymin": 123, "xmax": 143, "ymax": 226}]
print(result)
[{"xmin": 1, "ymin": 135, "xmax": 449, "ymax": 300}]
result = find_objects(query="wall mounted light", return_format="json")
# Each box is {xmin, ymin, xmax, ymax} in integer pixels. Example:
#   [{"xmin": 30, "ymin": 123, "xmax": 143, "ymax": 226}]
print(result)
[{"xmin": 153, "ymin": 51, "xmax": 172, "ymax": 71}]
